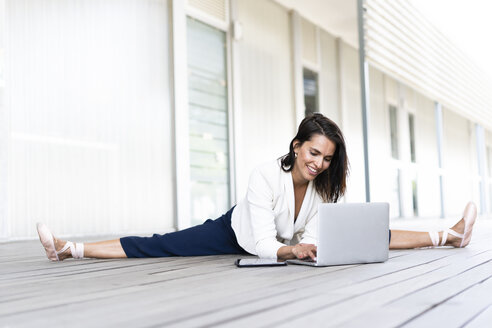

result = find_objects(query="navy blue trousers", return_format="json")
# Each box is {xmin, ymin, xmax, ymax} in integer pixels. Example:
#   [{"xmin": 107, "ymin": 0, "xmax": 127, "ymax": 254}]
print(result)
[{"xmin": 120, "ymin": 206, "xmax": 249, "ymax": 258}]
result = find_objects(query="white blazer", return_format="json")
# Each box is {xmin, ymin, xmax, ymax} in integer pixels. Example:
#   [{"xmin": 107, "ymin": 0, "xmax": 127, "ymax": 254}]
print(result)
[{"xmin": 231, "ymin": 159, "xmax": 322, "ymax": 259}]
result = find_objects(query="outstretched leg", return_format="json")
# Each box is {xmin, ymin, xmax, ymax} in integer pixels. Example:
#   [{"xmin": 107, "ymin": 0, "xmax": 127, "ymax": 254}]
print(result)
[
  {"xmin": 56, "ymin": 238, "xmax": 127, "ymax": 260},
  {"xmin": 389, "ymin": 202, "xmax": 477, "ymax": 249},
  {"xmin": 37, "ymin": 223, "xmax": 127, "ymax": 261},
  {"xmin": 84, "ymin": 240, "xmax": 127, "ymax": 258},
  {"xmin": 389, "ymin": 230, "xmax": 434, "ymax": 249},
  {"xmin": 37, "ymin": 207, "xmax": 245, "ymax": 261}
]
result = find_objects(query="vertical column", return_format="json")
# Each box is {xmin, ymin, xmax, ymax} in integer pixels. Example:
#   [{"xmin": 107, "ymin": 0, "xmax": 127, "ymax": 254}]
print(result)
[
  {"xmin": 290, "ymin": 10, "xmax": 304, "ymax": 129},
  {"xmin": 357, "ymin": 0, "xmax": 371, "ymax": 202},
  {"xmin": 435, "ymin": 102, "xmax": 445, "ymax": 218},
  {"xmin": 229, "ymin": 0, "xmax": 240, "ymax": 206},
  {"xmin": 0, "ymin": 0, "xmax": 8, "ymax": 239},
  {"xmin": 315, "ymin": 26, "xmax": 323, "ymax": 115},
  {"xmin": 476, "ymin": 124, "xmax": 487, "ymax": 214},
  {"xmin": 171, "ymin": 0, "xmax": 191, "ymax": 230},
  {"xmin": 397, "ymin": 83, "xmax": 412, "ymax": 217},
  {"xmin": 335, "ymin": 38, "xmax": 346, "ymax": 141}
]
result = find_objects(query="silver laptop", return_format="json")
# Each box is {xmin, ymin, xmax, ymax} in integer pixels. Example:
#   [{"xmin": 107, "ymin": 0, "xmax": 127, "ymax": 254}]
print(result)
[{"xmin": 287, "ymin": 202, "xmax": 389, "ymax": 267}]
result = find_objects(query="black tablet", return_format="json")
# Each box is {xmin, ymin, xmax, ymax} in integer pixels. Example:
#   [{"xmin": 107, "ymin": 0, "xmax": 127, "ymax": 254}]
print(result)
[{"xmin": 235, "ymin": 258, "xmax": 287, "ymax": 267}]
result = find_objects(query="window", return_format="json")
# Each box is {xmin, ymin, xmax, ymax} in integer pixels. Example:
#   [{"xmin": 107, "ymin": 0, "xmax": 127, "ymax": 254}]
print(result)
[
  {"xmin": 487, "ymin": 146, "xmax": 492, "ymax": 210},
  {"xmin": 412, "ymin": 178, "xmax": 419, "ymax": 216},
  {"xmin": 389, "ymin": 105, "xmax": 399, "ymax": 159},
  {"xmin": 390, "ymin": 169, "xmax": 402, "ymax": 218},
  {"xmin": 408, "ymin": 113, "xmax": 416, "ymax": 162},
  {"xmin": 187, "ymin": 17, "xmax": 230, "ymax": 226},
  {"xmin": 487, "ymin": 146, "xmax": 492, "ymax": 177},
  {"xmin": 303, "ymin": 68, "xmax": 318, "ymax": 116}
]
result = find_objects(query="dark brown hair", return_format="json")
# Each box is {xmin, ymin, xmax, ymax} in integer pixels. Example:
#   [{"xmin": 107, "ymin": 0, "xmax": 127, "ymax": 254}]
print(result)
[{"xmin": 280, "ymin": 113, "xmax": 349, "ymax": 202}]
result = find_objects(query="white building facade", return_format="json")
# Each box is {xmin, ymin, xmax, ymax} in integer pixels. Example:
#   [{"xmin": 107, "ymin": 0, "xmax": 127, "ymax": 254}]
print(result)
[{"xmin": 0, "ymin": 0, "xmax": 490, "ymax": 240}]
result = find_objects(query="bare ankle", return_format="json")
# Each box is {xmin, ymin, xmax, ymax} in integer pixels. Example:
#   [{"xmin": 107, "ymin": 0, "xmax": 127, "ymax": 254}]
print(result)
[
  {"xmin": 438, "ymin": 230, "xmax": 460, "ymax": 247},
  {"xmin": 54, "ymin": 238, "xmax": 72, "ymax": 260}
]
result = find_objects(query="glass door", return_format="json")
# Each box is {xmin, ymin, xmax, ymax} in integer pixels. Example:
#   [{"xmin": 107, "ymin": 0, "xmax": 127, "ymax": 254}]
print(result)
[{"xmin": 187, "ymin": 17, "xmax": 230, "ymax": 225}]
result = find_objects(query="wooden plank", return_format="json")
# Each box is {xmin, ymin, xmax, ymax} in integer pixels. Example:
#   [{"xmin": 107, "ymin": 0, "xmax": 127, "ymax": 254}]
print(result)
[
  {"xmin": 185, "ymin": 250, "xmax": 492, "ymax": 327},
  {"xmin": 81, "ymin": 248, "xmax": 486, "ymax": 327},
  {"xmin": 0, "ymin": 252, "xmax": 414, "ymax": 326},
  {"xmin": 0, "ymin": 249, "xmax": 472, "ymax": 318},
  {"xmin": 334, "ymin": 261, "xmax": 492, "ymax": 328},
  {"xmin": 465, "ymin": 303, "xmax": 492, "ymax": 328},
  {"xmin": 400, "ymin": 273, "xmax": 492, "ymax": 327},
  {"xmin": 0, "ymin": 256, "xmax": 242, "ymax": 311}
]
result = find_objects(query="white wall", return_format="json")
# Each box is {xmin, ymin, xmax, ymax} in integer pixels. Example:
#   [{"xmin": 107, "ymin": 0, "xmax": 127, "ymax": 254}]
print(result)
[
  {"xmin": 234, "ymin": 0, "xmax": 295, "ymax": 201},
  {"xmin": 413, "ymin": 91, "xmax": 441, "ymax": 218},
  {"xmin": 339, "ymin": 43, "xmax": 365, "ymax": 203},
  {"xmin": 0, "ymin": 0, "xmax": 7, "ymax": 239},
  {"xmin": 441, "ymin": 107, "xmax": 476, "ymax": 217},
  {"xmin": 485, "ymin": 131, "xmax": 492, "ymax": 211},
  {"xmin": 5, "ymin": 0, "xmax": 174, "ymax": 239},
  {"xmin": 368, "ymin": 67, "xmax": 394, "ymax": 207},
  {"xmin": 319, "ymin": 30, "xmax": 340, "ymax": 125}
]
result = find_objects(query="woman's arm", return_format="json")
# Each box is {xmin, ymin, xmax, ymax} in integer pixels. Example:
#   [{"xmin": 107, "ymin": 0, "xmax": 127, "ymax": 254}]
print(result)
[
  {"xmin": 246, "ymin": 167, "xmax": 286, "ymax": 258},
  {"xmin": 277, "ymin": 243, "xmax": 317, "ymax": 260}
]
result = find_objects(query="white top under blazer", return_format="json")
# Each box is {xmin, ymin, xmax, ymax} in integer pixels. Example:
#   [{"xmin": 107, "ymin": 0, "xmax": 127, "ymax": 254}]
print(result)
[{"xmin": 231, "ymin": 159, "xmax": 322, "ymax": 259}]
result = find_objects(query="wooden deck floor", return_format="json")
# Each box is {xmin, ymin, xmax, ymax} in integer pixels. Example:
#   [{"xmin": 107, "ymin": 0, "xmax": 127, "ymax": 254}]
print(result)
[{"xmin": 1, "ymin": 219, "xmax": 492, "ymax": 328}]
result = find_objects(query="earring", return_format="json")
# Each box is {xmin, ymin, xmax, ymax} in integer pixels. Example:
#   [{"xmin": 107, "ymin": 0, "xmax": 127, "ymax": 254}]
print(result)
[{"xmin": 294, "ymin": 153, "xmax": 298, "ymax": 158}]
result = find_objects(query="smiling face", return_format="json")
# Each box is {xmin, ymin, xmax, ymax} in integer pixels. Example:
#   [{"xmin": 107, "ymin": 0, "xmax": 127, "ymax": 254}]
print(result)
[{"xmin": 291, "ymin": 134, "xmax": 336, "ymax": 186}]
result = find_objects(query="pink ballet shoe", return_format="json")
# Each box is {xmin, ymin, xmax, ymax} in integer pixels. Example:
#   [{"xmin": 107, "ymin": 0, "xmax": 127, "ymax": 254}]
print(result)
[
  {"xmin": 36, "ymin": 223, "xmax": 59, "ymax": 261},
  {"xmin": 460, "ymin": 201, "xmax": 477, "ymax": 247},
  {"xmin": 428, "ymin": 202, "xmax": 477, "ymax": 248},
  {"xmin": 36, "ymin": 223, "xmax": 84, "ymax": 261}
]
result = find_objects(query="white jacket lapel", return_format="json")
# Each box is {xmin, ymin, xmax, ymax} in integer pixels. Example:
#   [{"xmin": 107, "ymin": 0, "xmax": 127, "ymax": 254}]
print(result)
[{"xmin": 283, "ymin": 169, "xmax": 295, "ymax": 224}]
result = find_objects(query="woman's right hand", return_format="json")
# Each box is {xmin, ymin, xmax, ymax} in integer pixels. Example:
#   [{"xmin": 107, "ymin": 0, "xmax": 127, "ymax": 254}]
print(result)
[{"xmin": 292, "ymin": 243, "xmax": 317, "ymax": 261}]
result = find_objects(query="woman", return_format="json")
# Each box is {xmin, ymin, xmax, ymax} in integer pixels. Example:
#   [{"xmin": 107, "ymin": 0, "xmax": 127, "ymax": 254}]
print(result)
[{"xmin": 37, "ymin": 113, "xmax": 477, "ymax": 262}]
